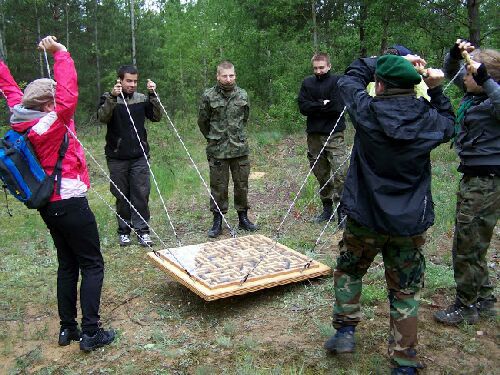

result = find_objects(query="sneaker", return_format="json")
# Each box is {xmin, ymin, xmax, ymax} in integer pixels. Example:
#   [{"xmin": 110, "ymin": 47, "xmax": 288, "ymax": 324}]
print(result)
[
  {"xmin": 80, "ymin": 328, "xmax": 115, "ymax": 352},
  {"xmin": 324, "ymin": 326, "xmax": 355, "ymax": 354},
  {"xmin": 434, "ymin": 300, "xmax": 479, "ymax": 325},
  {"xmin": 119, "ymin": 234, "xmax": 131, "ymax": 247},
  {"xmin": 138, "ymin": 233, "xmax": 154, "ymax": 247},
  {"xmin": 476, "ymin": 296, "xmax": 497, "ymax": 317},
  {"xmin": 58, "ymin": 327, "xmax": 81, "ymax": 346},
  {"xmin": 391, "ymin": 366, "xmax": 416, "ymax": 375}
]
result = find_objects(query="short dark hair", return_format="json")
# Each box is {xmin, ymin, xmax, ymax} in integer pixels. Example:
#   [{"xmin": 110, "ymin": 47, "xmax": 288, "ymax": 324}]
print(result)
[
  {"xmin": 311, "ymin": 52, "xmax": 330, "ymax": 65},
  {"xmin": 117, "ymin": 65, "xmax": 138, "ymax": 79},
  {"xmin": 217, "ymin": 61, "xmax": 235, "ymax": 74}
]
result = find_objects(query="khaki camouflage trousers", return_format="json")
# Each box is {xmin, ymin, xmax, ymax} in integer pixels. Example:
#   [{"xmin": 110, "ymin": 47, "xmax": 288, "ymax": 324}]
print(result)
[
  {"xmin": 307, "ymin": 132, "xmax": 348, "ymax": 204},
  {"xmin": 453, "ymin": 175, "xmax": 499, "ymax": 305},
  {"xmin": 208, "ymin": 155, "xmax": 250, "ymax": 213},
  {"xmin": 333, "ymin": 219, "xmax": 426, "ymax": 367}
]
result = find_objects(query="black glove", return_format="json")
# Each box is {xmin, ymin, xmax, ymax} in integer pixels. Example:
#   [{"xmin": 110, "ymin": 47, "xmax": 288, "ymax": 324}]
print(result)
[
  {"xmin": 472, "ymin": 64, "xmax": 491, "ymax": 86},
  {"xmin": 450, "ymin": 40, "xmax": 466, "ymax": 60}
]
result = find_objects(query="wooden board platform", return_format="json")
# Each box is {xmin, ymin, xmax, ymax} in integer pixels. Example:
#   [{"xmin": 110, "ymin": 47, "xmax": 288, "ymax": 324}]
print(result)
[{"xmin": 147, "ymin": 234, "xmax": 331, "ymax": 301}]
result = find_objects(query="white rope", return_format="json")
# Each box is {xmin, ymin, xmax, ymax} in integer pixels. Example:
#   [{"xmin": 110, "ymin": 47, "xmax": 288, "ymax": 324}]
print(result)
[
  {"xmin": 40, "ymin": 48, "xmax": 195, "ymax": 274},
  {"xmin": 239, "ymin": 106, "xmax": 347, "ymax": 283},
  {"xmin": 118, "ymin": 91, "xmax": 182, "ymax": 247},
  {"xmin": 152, "ymin": 88, "xmax": 237, "ymax": 237}
]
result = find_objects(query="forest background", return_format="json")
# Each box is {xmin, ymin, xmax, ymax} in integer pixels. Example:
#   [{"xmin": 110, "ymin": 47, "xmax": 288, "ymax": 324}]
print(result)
[
  {"xmin": 0, "ymin": 0, "xmax": 498, "ymax": 126},
  {"xmin": 0, "ymin": 1, "xmax": 499, "ymax": 374}
]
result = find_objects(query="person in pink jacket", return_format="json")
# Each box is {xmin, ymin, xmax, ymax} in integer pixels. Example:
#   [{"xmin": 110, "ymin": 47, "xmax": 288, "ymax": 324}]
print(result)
[{"xmin": 0, "ymin": 36, "xmax": 114, "ymax": 352}]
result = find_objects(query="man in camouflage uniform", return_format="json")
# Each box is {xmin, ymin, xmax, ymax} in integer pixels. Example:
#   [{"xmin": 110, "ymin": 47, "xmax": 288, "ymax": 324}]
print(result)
[
  {"xmin": 434, "ymin": 41, "xmax": 499, "ymax": 325},
  {"xmin": 298, "ymin": 52, "xmax": 347, "ymax": 224},
  {"xmin": 198, "ymin": 61, "xmax": 258, "ymax": 238},
  {"xmin": 324, "ymin": 55, "xmax": 454, "ymax": 374}
]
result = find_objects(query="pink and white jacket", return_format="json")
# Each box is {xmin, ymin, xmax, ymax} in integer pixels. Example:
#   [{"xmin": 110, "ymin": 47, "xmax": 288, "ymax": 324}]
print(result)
[{"xmin": 0, "ymin": 50, "xmax": 90, "ymax": 201}]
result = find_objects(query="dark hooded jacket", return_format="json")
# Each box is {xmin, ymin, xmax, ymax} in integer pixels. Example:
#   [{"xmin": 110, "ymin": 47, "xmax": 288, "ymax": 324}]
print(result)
[
  {"xmin": 298, "ymin": 72, "xmax": 346, "ymax": 134},
  {"xmin": 444, "ymin": 53, "xmax": 500, "ymax": 176},
  {"xmin": 338, "ymin": 58, "xmax": 455, "ymax": 236},
  {"xmin": 97, "ymin": 91, "xmax": 161, "ymax": 160}
]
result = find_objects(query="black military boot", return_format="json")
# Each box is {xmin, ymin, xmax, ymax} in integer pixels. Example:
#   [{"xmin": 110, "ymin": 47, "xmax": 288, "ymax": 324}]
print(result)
[
  {"xmin": 314, "ymin": 199, "xmax": 333, "ymax": 223},
  {"xmin": 434, "ymin": 299, "xmax": 479, "ymax": 325},
  {"xmin": 476, "ymin": 296, "xmax": 497, "ymax": 317},
  {"xmin": 238, "ymin": 210, "xmax": 258, "ymax": 231},
  {"xmin": 208, "ymin": 212, "xmax": 223, "ymax": 238}
]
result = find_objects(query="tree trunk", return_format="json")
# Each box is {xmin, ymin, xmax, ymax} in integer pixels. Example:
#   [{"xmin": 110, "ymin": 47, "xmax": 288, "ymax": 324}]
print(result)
[
  {"xmin": 130, "ymin": 0, "xmax": 137, "ymax": 66},
  {"xmin": 0, "ymin": 0, "xmax": 7, "ymax": 61},
  {"xmin": 467, "ymin": 0, "xmax": 480, "ymax": 46},
  {"xmin": 94, "ymin": 0, "xmax": 101, "ymax": 99},
  {"xmin": 65, "ymin": 2, "xmax": 70, "ymax": 49},
  {"xmin": 379, "ymin": 11, "xmax": 390, "ymax": 55},
  {"xmin": 35, "ymin": 1, "xmax": 44, "ymax": 77},
  {"xmin": 359, "ymin": 1, "xmax": 368, "ymax": 57},
  {"xmin": 311, "ymin": 0, "xmax": 318, "ymax": 51}
]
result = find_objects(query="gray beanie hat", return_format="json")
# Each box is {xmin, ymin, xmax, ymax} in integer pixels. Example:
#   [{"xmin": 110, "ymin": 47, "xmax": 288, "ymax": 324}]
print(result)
[{"xmin": 22, "ymin": 78, "xmax": 56, "ymax": 109}]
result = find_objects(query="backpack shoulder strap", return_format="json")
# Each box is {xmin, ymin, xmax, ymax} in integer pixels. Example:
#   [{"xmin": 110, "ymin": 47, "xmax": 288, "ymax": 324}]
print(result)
[{"xmin": 52, "ymin": 132, "xmax": 69, "ymax": 195}]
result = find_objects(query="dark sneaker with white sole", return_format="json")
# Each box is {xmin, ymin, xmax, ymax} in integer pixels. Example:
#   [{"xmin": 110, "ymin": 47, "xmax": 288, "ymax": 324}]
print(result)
[
  {"xmin": 58, "ymin": 327, "xmax": 81, "ymax": 346},
  {"xmin": 80, "ymin": 328, "xmax": 116, "ymax": 352},
  {"xmin": 138, "ymin": 233, "xmax": 154, "ymax": 247},
  {"xmin": 434, "ymin": 300, "xmax": 479, "ymax": 325},
  {"xmin": 119, "ymin": 234, "xmax": 131, "ymax": 247}
]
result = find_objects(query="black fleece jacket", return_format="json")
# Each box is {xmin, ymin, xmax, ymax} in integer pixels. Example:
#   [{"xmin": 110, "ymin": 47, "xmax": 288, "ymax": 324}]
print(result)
[{"xmin": 298, "ymin": 72, "xmax": 346, "ymax": 134}]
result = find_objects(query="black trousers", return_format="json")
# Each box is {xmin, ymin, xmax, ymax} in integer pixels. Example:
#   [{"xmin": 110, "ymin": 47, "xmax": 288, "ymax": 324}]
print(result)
[
  {"xmin": 39, "ymin": 197, "xmax": 104, "ymax": 334},
  {"xmin": 107, "ymin": 157, "xmax": 151, "ymax": 235}
]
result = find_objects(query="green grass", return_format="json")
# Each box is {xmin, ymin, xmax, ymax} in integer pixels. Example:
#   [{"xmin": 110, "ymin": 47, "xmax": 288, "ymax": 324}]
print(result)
[{"xmin": 0, "ymin": 114, "xmax": 498, "ymax": 374}]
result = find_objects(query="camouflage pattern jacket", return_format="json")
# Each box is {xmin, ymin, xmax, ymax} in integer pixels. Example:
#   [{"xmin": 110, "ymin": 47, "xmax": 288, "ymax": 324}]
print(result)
[
  {"xmin": 97, "ymin": 92, "xmax": 161, "ymax": 160},
  {"xmin": 198, "ymin": 85, "xmax": 250, "ymax": 159}
]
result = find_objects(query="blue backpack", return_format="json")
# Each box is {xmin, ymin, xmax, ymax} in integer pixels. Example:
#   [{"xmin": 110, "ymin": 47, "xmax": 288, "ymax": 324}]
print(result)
[{"xmin": 0, "ymin": 129, "xmax": 68, "ymax": 209}]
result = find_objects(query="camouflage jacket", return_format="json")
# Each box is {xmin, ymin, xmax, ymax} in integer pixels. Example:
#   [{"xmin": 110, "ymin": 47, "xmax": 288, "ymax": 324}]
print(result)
[{"xmin": 198, "ymin": 85, "xmax": 250, "ymax": 159}]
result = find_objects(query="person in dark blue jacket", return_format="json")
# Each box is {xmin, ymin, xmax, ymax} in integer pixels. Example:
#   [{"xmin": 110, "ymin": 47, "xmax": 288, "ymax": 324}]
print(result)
[
  {"xmin": 434, "ymin": 40, "xmax": 499, "ymax": 326},
  {"xmin": 323, "ymin": 54, "xmax": 455, "ymax": 375}
]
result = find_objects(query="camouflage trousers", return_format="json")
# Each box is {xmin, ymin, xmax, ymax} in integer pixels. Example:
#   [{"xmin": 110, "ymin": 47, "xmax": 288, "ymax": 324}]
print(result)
[
  {"xmin": 453, "ymin": 174, "xmax": 499, "ymax": 305},
  {"xmin": 307, "ymin": 132, "xmax": 348, "ymax": 204},
  {"xmin": 208, "ymin": 155, "xmax": 250, "ymax": 213},
  {"xmin": 333, "ymin": 218, "xmax": 426, "ymax": 367}
]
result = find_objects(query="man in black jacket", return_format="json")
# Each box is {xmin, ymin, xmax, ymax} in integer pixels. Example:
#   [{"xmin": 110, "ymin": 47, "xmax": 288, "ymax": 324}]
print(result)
[
  {"xmin": 98, "ymin": 65, "xmax": 161, "ymax": 247},
  {"xmin": 323, "ymin": 55, "xmax": 455, "ymax": 374},
  {"xmin": 298, "ymin": 52, "xmax": 347, "ymax": 223}
]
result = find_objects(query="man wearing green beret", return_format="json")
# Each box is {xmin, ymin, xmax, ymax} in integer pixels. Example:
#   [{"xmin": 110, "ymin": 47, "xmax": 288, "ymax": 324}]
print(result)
[{"xmin": 323, "ymin": 54, "xmax": 455, "ymax": 374}]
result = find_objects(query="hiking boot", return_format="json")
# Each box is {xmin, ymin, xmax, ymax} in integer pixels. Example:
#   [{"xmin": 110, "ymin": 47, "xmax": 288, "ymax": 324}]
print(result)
[
  {"xmin": 119, "ymin": 234, "xmax": 131, "ymax": 247},
  {"xmin": 324, "ymin": 326, "xmax": 355, "ymax": 354},
  {"xmin": 80, "ymin": 328, "xmax": 115, "ymax": 352},
  {"xmin": 58, "ymin": 327, "xmax": 81, "ymax": 346},
  {"xmin": 314, "ymin": 200, "xmax": 333, "ymax": 223},
  {"xmin": 208, "ymin": 212, "xmax": 223, "ymax": 238},
  {"xmin": 138, "ymin": 233, "xmax": 154, "ymax": 247},
  {"xmin": 391, "ymin": 366, "xmax": 416, "ymax": 375},
  {"xmin": 434, "ymin": 300, "xmax": 479, "ymax": 325},
  {"xmin": 476, "ymin": 296, "xmax": 497, "ymax": 317},
  {"xmin": 238, "ymin": 210, "xmax": 258, "ymax": 232}
]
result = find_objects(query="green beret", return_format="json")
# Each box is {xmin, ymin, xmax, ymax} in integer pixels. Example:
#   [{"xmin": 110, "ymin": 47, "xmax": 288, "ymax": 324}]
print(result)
[{"xmin": 375, "ymin": 55, "xmax": 421, "ymax": 88}]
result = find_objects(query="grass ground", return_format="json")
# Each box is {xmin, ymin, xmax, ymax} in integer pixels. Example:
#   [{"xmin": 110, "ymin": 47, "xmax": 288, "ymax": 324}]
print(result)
[{"xmin": 0, "ymin": 115, "xmax": 498, "ymax": 374}]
